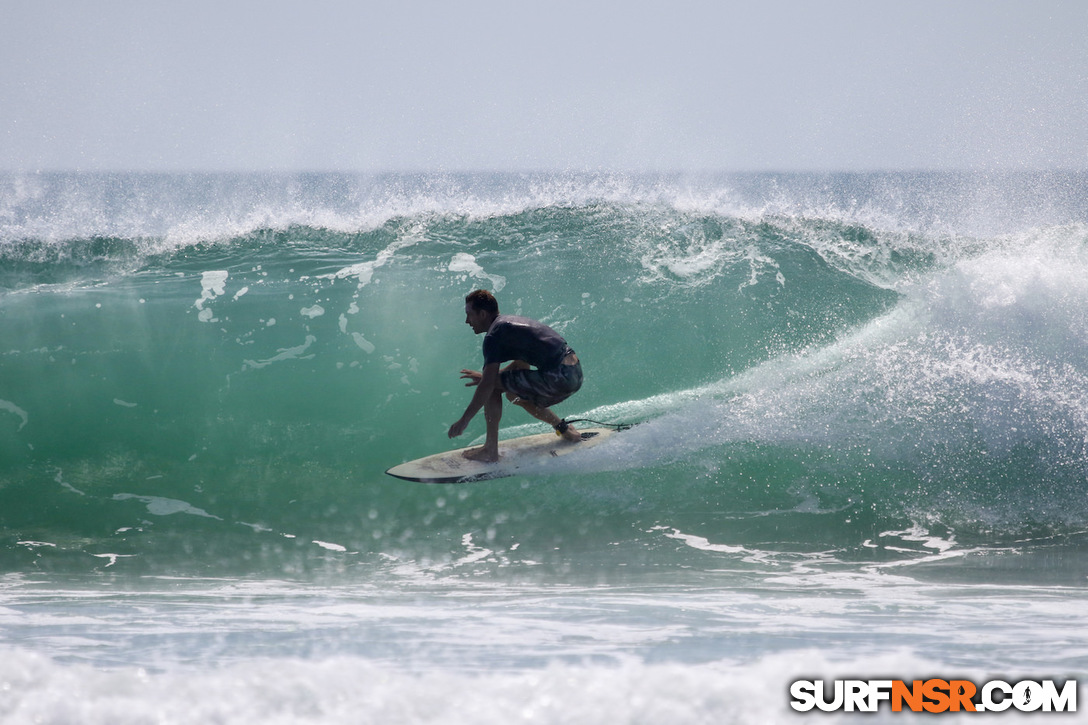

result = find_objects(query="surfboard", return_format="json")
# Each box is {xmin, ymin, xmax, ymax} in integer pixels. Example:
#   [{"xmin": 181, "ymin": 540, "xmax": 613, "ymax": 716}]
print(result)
[{"xmin": 385, "ymin": 427, "xmax": 616, "ymax": 483}]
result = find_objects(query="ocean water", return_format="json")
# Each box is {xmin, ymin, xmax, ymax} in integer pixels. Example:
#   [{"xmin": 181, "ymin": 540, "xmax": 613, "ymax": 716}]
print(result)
[{"xmin": 1, "ymin": 171, "xmax": 1086, "ymax": 723}]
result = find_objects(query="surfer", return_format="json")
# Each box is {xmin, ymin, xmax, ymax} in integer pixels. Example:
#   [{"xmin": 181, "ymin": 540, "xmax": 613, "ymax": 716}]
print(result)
[{"xmin": 448, "ymin": 289, "xmax": 583, "ymax": 462}]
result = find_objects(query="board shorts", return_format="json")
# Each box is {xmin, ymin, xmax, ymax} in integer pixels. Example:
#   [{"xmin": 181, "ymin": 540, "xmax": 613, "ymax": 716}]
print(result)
[{"xmin": 501, "ymin": 361, "xmax": 583, "ymax": 408}]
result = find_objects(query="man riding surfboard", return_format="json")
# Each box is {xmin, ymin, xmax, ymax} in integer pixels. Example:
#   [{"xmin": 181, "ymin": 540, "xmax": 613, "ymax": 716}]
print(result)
[{"xmin": 447, "ymin": 290, "xmax": 583, "ymax": 462}]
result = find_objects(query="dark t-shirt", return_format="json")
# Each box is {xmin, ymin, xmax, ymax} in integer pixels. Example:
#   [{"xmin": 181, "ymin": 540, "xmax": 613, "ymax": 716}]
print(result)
[{"xmin": 482, "ymin": 315, "xmax": 572, "ymax": 370}]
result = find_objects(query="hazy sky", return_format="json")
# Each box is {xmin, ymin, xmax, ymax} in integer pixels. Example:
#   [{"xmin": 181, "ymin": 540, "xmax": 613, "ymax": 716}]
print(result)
[{"xmin": 2, "ymin": 0, "xmax": 1086, "ymax": 172}]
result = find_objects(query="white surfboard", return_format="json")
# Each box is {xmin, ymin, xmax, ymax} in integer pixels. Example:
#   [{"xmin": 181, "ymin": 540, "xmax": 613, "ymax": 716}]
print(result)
[{"xmin": 386, "ymin": 427, "xmax": 617, "ymax": 483}]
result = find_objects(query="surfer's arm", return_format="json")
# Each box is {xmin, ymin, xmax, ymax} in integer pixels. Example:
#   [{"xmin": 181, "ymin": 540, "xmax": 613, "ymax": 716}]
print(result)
[
  {"xmin": 458, "ymin": 360, "xmax": 523, "ymax": 386},
  {"xmin": 458, "ymin": 369, "xmax": 483, "ymax": 386},
  {"xmin": 448, "ymin": 362, "xmax": 500, "ymax": 438}
]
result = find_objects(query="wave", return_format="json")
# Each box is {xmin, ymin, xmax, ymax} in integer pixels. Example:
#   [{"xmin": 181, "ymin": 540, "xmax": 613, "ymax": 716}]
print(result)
[{"xmin": 1, "ymin": 172, "xmax": 1086, "ymax": 573}]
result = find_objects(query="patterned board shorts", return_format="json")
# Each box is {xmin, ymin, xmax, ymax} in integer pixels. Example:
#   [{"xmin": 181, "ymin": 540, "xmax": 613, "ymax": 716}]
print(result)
[{"xmin": 500, "ymin": 362, "xmax": 583, "ymax": 408}]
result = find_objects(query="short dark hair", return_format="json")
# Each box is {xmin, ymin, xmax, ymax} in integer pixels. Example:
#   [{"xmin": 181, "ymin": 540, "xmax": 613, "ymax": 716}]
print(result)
[{"xmin": 465, "ymin": 289, "xmax": 499, "ymax": 314}]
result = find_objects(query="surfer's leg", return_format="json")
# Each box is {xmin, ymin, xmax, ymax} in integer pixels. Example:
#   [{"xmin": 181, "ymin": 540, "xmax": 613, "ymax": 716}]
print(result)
[
  {"xmin": 500, "ymin": 362, "xmax": 582, "ymax": 442},
  {"xmin": 482, "ymin": 386, "xmax": 502, "ymax": 453},
  {"xmin": 462, "ymin": 386, "xmax": 503, "ymax": 462},
  {"xmin": 507, "ymin": 394, "xmax": 581, "ymax": 442}
]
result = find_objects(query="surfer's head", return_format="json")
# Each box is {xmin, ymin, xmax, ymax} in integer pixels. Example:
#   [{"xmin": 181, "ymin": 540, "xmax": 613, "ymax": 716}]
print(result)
[
  {"xmin": 465, "ymin": 289, "xmax": 499, "ymax": 315},
  {"xmin": 464, "ymin": 289, "xmax": 499, "ymax": 333}
]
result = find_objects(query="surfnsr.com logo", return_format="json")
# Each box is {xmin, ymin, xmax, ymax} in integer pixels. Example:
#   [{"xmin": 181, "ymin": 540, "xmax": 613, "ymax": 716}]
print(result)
[{"xmin": 790, "ymin": 679, "xmax": 1078, "ymax": 713}]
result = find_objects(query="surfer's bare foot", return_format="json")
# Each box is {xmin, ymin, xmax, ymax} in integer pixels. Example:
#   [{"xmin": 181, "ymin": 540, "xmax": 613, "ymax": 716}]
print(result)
[
  {"xmin": 560, "ymin": 426, "xmax": 581, "ymax": 443},
  {"xmin": 462, "ymin": 446, "xmax": 500, "ymax": 463}
]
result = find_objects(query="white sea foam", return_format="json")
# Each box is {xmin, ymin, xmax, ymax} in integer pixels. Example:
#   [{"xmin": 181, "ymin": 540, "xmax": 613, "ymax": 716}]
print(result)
[
  {"xmin": 0, "ymin": 646, "xmax": 1071, "ymax": 725},
  {"xmin": 0, "ymin": 399, "xmax": 28, "ymax": 430},
  {"xmin": 448, "ymin": 252, "xmax": 507, "ymax": 292},
  {"xmin": 112, "ymin": 493, "xmax": 222, "ymax": 520},
  {"xmin": 241, "ymin": 335, "xmax": 318, "ymax": 370},
  {"xmin": 194, "ymin": 270, "xmax": 229, "ymax": 323}
]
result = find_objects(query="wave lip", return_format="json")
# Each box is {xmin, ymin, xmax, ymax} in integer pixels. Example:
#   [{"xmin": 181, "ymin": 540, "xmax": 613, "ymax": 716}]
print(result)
[{"xmin": 5, "ymin": 170, "xmax": 1088, "ymax": 244}]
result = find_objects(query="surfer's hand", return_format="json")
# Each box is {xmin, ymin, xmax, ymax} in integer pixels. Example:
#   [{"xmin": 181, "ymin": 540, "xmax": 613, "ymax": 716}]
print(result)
[
  {"xmin": 459, "ymin": 369, "xmax": 482, "ymax": 387},
  {"xmin": 448, "ymin": 417, "xmax": 469, "ymax": 438}
]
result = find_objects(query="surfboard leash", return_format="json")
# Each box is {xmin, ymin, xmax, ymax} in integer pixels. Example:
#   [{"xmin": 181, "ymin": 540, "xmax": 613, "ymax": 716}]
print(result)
[{"xmin": 555, "ymin": 418, "xmax": 634, "ymax": 435}]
